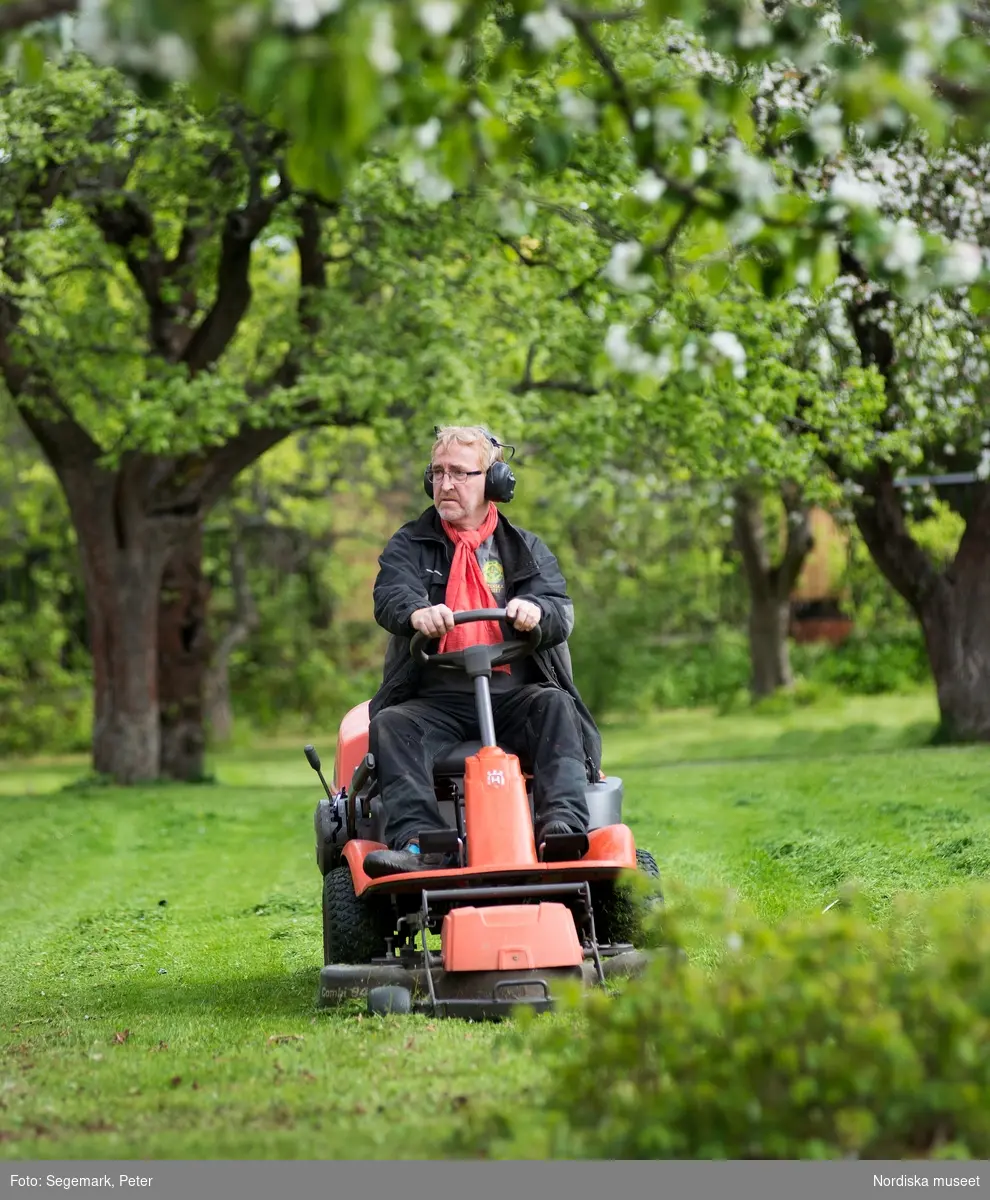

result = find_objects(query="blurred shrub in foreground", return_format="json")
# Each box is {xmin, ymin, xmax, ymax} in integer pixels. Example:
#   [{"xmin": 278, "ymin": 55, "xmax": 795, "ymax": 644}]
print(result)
[{"xmin": 450, "ymin": 884, "xmax": 990, "ymax": 1159}]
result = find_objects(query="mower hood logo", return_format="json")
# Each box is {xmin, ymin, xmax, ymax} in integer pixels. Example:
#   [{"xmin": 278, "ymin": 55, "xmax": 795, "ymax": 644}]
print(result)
[{"xmin": 486, "ymin": 769, "xmax": 505, "ymax": 787}]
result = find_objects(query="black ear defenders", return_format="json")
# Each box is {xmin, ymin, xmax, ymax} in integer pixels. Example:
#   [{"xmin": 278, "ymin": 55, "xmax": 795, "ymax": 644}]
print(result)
[{"xmin": 424, "ymin": 429, "xmax": 517, "ymax": 502}]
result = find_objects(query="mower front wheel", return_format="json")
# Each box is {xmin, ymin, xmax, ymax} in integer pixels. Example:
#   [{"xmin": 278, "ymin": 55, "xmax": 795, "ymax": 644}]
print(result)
[
  {"xmin": 592, "ymin": 848, "xmax": 663, "ymax": 948},
  {"xmin": 368, "ymin": 985, "xmax": 413, "ymax": 1016},
  {"xmin": 322, "ymin": 863, "xmax": 394, "ymax": 966}
]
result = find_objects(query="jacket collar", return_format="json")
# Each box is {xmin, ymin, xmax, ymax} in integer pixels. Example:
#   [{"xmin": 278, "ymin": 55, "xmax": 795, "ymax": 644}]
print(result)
[{"xmin": 409, "ymin": 505, "xmax": 538, "ymax": 583}]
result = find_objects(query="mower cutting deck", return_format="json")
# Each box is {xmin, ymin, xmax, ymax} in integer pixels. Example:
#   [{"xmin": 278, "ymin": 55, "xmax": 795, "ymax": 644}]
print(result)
[{"xmin": 306, "ymin": 609, "xmax": 661, "ymax": 1019}]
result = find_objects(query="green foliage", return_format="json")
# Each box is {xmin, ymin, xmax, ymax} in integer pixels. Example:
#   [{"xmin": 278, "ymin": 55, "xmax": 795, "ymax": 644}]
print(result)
[
  {"xmin": 570, "ymin": 627, "xmax": 929, "ymax": 718},
  {"xmin": 793, "ymin": 631, "xmax": 930, "ymax": 698},
  {"xmin": 0, "ymin": 412, "xmax": 90, "ymax": 754},
  {"xmin": 8, "ymin": 0, "xmax": 987, "ymax": 309},
  {"xmin": 0, "ymin": 600, "xmax": 91, "ymax": 755},
  {"xmin": 451, "ymin": 884, "xmax": 990, "ymax": 1159}
]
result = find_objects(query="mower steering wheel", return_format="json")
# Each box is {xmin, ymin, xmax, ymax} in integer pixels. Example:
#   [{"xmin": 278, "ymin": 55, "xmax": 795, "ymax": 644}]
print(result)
[{"xmin": 409, "ymin": 608, "xmax": 542, "ymax": 671}]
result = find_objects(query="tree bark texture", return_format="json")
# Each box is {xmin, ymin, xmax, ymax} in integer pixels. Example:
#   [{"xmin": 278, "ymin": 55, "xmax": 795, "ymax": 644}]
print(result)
[
  {"xmin": 59, "ymin": 462, "xmax": 178, "ymax": 783},
  {"xmin": 733, "ymin": 485, "xmax": 813, "ymax": 700},
  {"xmin": 158, "ymin": 524, "xmax": 212, "ymax": 780},
  {"xmin": 854, "ymin": 468, "xmax": 990, "ymax": 741}
]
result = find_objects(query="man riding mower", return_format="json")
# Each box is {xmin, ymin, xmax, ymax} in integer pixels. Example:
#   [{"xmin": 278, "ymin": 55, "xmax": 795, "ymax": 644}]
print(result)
[{"xmin": 306, "ymin": 425, "xmax": 661, "ymax": 1017}]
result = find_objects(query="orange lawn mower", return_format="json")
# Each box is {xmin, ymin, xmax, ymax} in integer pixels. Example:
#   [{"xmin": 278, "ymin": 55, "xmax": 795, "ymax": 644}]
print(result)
[{"xmin": 305, "ymin": 610, "xmax": 662, "ymax": 1019}]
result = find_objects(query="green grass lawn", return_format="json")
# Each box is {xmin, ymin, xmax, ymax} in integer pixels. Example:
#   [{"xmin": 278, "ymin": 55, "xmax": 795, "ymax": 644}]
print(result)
[{"xmin": 3, "ymin": 689, "xmax": 989, "ymax": 1160}]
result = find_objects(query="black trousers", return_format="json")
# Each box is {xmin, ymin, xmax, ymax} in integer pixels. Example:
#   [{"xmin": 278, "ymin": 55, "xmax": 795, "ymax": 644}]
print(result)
[{"xmin": 368, "ymin": 685, "xmax": 591, "ymax": 851}]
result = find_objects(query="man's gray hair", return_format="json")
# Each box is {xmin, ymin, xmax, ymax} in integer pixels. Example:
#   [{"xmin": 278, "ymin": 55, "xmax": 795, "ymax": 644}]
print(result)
[{"xmin": 431, "ymin": 425, "xmax": 504, "ymax": 470}]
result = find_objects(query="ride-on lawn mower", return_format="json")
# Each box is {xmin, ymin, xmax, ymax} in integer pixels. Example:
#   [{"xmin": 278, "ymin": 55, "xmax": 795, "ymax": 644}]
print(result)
[{"xmin": 306, "ymin": 609, "xmax": 661, "ymax": 1019}]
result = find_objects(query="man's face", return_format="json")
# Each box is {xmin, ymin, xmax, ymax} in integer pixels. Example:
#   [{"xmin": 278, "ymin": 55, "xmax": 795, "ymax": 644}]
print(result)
[{"xmin": 430, "ymin": 440, "xmax": 488, "ymax": 529}]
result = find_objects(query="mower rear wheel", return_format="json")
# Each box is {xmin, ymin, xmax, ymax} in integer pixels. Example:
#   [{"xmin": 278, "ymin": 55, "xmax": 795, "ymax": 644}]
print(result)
[
  {"xmin": 322, "ymin": 863, "xmax": 394, "ymax": 966},
  {"xmin": 591, "ymin": 848, "xmax": 663, "ymax": 948}
]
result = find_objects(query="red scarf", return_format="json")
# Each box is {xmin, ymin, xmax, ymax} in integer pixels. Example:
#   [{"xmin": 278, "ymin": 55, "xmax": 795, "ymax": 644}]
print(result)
[{"xmin": 439, "ymin": 502, "xmax": 509, "ymax": 670}]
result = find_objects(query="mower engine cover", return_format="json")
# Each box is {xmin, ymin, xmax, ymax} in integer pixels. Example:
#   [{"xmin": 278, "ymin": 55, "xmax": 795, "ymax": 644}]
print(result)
[{"xmin": 441, "ymin": 903, "xmax": 584, "ymax": 972}]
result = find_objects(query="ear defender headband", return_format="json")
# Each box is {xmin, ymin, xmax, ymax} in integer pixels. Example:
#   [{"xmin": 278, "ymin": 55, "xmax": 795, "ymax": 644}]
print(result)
[{"xmin": 424, "ymin": 428, "xmax": 517, "ymax": 503}]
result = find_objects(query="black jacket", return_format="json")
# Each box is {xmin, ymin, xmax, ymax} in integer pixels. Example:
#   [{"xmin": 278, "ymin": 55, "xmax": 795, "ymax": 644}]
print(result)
[{"xmin": 369, "ymin": 506, "xmax": 603, "ymax": 779}]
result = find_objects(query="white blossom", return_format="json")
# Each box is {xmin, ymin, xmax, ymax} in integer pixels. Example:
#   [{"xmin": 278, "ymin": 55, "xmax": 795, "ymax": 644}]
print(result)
[
  {"xmin": 736, "ymin": 0, "xmax": 771, "ymax": 48},
  {"xmin": 273, "ymin": 0, "xmax": 341, "ymax": 30},
  {"xmin": 602, "ymin": 241, "xmax": 652, "ymax": 293},
  {"xmin": 681, "ymin": 340, "xmax": 698, "ymax": 371},
  {"xmin": 521, "ymin": 5, "xmax": 575, "ymax": 50},
  {"xmin": 829, "ymin": 171, "xmax": 883, "ymax": 210},
  {"xmin": 725, "ymin": 139, "xmax": 776, "ymax": 204},
  {"xmin": 368, "ymin": 9, "xmax": 400, "ymax": 73},
  {"xmin": 559, "ymin": 88, "xmax": 597, "ymax": 132},
  {"xmin": 604, "ymin": 325, "xmax": 671, "ymax": 379},
  {"xmin": 418, "ymin": 0, "xmax": 459, "ymax": 35},
  {"xmin": 728, "ymin": 212, "xmax": 764, "ymax": 244},
  {"xmin": 901, "ymin": 48, "xmax": 931, "ymax": 82},
  {"xmin": 414, "ymin": 117, "xmax": 441, "ymax": 149},
  {"xmin": 928, "ymin": 2, "xmax": 962, "ymax": 46},
  {"xmin": 401, "ymin": 157, "xmax": 453, "ymax": 205},
  {"xmin": 808, "ymin": 103, "xmax": 843, "ymax": 157},
  {"xmin": 882, "ymin": 218, "xmax": 925, "ymax": 276},
  {"xmin": 710, "ymin": 330, "xmax": 747, "ymax": 378},
  {"xmin": 820, "ymin": 10, "xmax": 841, "ymax": 41},
  {"xmin": 653, "ymin": 105, "xmax": 688, "ymax": 140},
  {"xmin": 633, "ymin": 108, "xmax": 652, "ymax": 130},
  {"xmin": 634, "ymin": 170, "xmax": 666, "ymax": 204},
  {"xmin": 691, "ymin": 147, "xmax": 708, "ymax": 175},
  {"xmin": 153, "ymin": 34, "xmax": 195, "ymax": 79},
  {"xmin": 938, "ymin": 241, "xmax": 983, "ymax": 288}
]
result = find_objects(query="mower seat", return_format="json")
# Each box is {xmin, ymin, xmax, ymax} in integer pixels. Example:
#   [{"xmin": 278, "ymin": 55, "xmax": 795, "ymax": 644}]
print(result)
[{"xmin": 433, "ymin": 740, "xmax": 533, "ymax": 777}]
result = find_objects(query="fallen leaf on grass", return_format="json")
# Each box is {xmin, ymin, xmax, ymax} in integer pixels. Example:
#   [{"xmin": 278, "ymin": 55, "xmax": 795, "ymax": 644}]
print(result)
[
  {"xmin": 169, "ymin": 1076, "xmax": 182, "ymax": 1088},
  {"xmin": 267, "ymin": 1034, "xmax": 305, "ymax": 1045},
  {"xmin": 154, "ymin": 1041, "xmax": 168, "ymax": 1051},
  {"xmin": 300, "ymin": 1071, "xmax": 317, "ymax": 1083},
  {"xmin": 112, "ymin": 1030, "xmax": 130, "ymax": 1045}
]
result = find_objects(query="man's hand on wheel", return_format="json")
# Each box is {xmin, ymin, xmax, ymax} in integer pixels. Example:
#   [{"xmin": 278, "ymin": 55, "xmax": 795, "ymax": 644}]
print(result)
[
  {"xmin": 505, "ymin": 598, "xmax": 541, "ymax": 632},
  {"xmin": 410, "ymin": 604, "xmax": 455, "ymax": 638}
]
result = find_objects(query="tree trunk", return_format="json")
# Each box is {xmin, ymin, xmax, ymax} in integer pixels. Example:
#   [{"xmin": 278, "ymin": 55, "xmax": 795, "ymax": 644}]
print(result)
[
  {"xmin": 852, "ymin": 467, "xmax": 990, "ymax": 741},
  {"xmin": 748, "ymin": 591, "xmax": 794, "ymax": 697},
  {"xmin": 733, "ymin": 484, "xmax": 813, "ymax": 700},
  {"xmin": 926, "ymin": 505, "xmax": 990, "ymax": 739},
  {"xmin": 855, "ymin": 472, "xmax": 990, "ymax": 741},
  {"xmin": 204, "ymin": 524, "xmax": 259, "ymax": 744},
  {"xmin": 922, "ymin": 594, "xmax": 990, "ymax": 741},
  {"xmin": 158, "ymin": 524, "xmax": 212, "ymax": 780},
  {"xmin": 63, "ymin": 469, "xmax": 176, "ymax": 783}
]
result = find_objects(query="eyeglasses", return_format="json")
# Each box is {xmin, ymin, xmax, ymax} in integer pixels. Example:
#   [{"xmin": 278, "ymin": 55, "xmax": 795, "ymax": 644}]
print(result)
[{"xmin": 428, "ymin": 467, "xmax": 484, "ymax": 484}]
